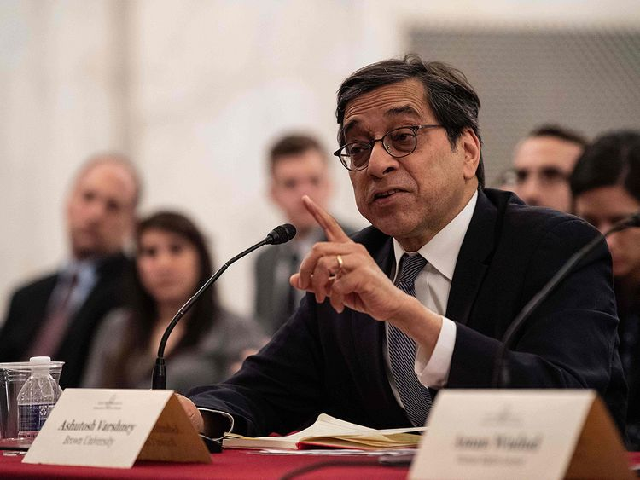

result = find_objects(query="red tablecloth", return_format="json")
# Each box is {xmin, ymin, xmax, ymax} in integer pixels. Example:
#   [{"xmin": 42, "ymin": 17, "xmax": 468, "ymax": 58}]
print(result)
[
  {"xmin": 4, "ymin": 449, "xmax": 640, "ymax": 478},
  {"xmin": 0, "ymin": 449, "xmax": 410, "ymax": 479}
]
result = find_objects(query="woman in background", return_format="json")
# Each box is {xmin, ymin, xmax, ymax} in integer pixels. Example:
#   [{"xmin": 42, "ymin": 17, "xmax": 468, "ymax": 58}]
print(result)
[
  {"xmin": 570, "ymin": 130, "xmax": 640, "ymax": 449},
  {"xmin": 83, "ymin": 210, "xmax": 264, "ymax": 394}
]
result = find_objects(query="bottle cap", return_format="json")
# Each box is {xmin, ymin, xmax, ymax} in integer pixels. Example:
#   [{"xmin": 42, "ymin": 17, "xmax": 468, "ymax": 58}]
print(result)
[{"xmin": 29, "ymin": 356, "xmax": 52, "ymax": 365}]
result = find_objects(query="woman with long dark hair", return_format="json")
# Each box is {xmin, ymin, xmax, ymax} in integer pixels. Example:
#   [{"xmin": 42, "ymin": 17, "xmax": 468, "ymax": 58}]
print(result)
[{"xmin": 83, "ymin": 210, "xmax": 264, "ymax": 393}]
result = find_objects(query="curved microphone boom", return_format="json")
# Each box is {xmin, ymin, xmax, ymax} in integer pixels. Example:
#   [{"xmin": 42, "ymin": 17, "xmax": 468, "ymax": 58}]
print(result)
[
  {"xmin": 265, "ymin": 223, "xmax": 297, "ymax": 246},
  {"xmin": 492, "ymin": 211, "xmax": 640, "ymax": 388},
  {"xmin": 151, "ymin": 223, "xmax": 296, "ymax": 390}
]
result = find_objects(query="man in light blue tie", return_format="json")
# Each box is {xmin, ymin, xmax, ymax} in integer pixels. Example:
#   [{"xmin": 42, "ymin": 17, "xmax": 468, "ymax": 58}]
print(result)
[{"xmin": 181, "ymin": 55, "xmax": 625, "ymax": 440}]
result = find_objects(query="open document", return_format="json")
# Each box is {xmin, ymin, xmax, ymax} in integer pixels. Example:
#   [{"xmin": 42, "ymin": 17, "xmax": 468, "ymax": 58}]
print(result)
[{"xmin": 223, "ymin": 413, "xmax": 427, "ymax": 450}]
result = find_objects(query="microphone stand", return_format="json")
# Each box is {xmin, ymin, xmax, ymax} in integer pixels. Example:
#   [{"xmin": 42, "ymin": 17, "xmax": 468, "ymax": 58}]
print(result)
[
  {"xmin": 492, "ymin": 212, "xmax": 640, "ymax": 388},
  {"xmin": 151, "ymin": 223, "xmax": 295, "ymax": 390},
  {"xmin": 151, "ymin": 240, "xmax": 268, "ymax": 390},
  {"xmin": 148, "ymin": 223, "xmax": 295, "ymax": 454}
]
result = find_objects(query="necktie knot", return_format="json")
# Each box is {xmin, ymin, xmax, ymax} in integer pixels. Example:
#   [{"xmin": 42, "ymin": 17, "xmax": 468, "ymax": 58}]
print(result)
[{"xmin": 395, "ymin": 254, "xmax": 427, "ymax": 296}]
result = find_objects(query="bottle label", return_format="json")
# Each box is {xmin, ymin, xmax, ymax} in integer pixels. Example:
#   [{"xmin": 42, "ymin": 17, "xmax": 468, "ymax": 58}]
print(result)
[{"xmin": 18, "ymin": 402, "xmax": 55, "ymax": 437}]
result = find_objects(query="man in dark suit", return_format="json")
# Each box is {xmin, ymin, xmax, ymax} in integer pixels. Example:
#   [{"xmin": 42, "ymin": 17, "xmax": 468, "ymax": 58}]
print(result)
[
  {"xmin": 0, "ymin": 153, "xmax": 141, "ymax": 388},
  {"xmin": 179, "ymin": 55, "xmax": 625, "ymax": 438},
  {"xmin": 255, "ymin": 133, "xmax": 353, "ymax": 336}
]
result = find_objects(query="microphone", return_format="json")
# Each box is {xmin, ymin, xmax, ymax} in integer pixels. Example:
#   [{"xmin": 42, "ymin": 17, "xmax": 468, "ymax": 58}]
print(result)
[
  {"xmin": 265, "ymin": 223, "xmax": 297, "ymax": 245},
  {"xmin": 151, "ymin": 223, "xmax": 296, "ymax": 390},
  {"xmin": 492, "ymin": 212, "xmax": 640, "ymax": 388}
]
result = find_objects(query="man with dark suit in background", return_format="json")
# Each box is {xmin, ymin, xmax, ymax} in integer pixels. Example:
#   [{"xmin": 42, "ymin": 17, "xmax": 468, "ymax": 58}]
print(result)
[
  {"xmin": 179, "ymin": 55, "xmax": 625, "ymax": 439},
  {"xmin": 0, "ymin": 153, "xmax": 141, "ymax": 388},
  {"xmin": 254, "ymin": 133, "xmax": 353, "ymax": 336}
]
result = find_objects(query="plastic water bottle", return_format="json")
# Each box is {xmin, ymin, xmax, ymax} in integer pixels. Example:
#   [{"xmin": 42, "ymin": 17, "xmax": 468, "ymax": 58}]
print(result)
[{"xmin": 17, "ymin": 356, "xmax": 62, "ymax": 439}]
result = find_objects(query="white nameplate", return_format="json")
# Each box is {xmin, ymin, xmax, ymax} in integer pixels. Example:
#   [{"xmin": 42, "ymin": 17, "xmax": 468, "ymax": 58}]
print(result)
[
  {"xmin": 410, "ymin": 390, "xmax": 631, "ymax": 480},
  {"xmin": 23, "ymin": 389, "xmax": 211, "ymax": 468}
]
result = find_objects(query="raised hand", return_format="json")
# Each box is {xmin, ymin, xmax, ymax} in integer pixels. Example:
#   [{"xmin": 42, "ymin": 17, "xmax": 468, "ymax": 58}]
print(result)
[{"xmin": 290, "ymin": 196, "xmax": 416, "ymax": 322}]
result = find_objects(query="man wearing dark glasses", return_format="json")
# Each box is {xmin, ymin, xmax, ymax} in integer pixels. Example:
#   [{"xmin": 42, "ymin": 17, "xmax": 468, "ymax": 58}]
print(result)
[{"xmin": 181, "ymin": 55, "xmax": 625, "ymax": 442}]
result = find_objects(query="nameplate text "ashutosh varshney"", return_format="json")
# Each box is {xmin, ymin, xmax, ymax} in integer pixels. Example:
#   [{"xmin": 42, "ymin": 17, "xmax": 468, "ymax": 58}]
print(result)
[{"xmin": 23, "ymin": 389, "xmax": 210, "ymax": 468}]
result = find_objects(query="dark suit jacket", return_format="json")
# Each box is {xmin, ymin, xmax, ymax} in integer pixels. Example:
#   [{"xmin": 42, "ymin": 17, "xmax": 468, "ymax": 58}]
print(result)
[
  {"xmin": 190, "ymin": 189, "xmax": 626, "ymax": 436},
  {"xmin": 617, "ymin": 296, "xmax": 640, "ymax": 449},
  {"xmin": 0, "ymin": 253, "xmax": 132, "ymax": 388},
  {"xmin": 254, "ymin": 241, "xmax": 299, "ymax": 336}
]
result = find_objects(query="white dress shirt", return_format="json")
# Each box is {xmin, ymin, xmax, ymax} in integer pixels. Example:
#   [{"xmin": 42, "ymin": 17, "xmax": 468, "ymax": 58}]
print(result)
[{"xmin": 387, "ymin": 190, "xmax": 478, "ymax": 392}]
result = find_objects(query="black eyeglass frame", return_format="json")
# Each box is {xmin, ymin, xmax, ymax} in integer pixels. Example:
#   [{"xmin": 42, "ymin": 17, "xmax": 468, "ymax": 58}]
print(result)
[{"xmin": 334, "ymin": 124, "xmax": 443, "ymax": 171}]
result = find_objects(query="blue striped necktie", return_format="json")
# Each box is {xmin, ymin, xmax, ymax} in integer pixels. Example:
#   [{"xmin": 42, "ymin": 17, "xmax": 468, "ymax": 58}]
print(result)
[{"xmin": 388, "ymin": 253, "xmax": 432, "ymax": 426}]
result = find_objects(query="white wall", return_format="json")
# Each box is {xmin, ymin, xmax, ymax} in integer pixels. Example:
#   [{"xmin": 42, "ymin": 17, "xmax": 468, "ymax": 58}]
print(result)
[
  {"xmin": 0, "ymin": 0, "xmax": 128, "ymax": 313},
  {"xmin": 1, "ymin": 0, "xmax": 638, "ymax": 319}
]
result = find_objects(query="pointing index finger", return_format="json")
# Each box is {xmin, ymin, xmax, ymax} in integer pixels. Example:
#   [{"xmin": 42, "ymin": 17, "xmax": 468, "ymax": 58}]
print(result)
[{"xmin": 302, "ymin": 195, "xmax": 350, "ymax": 243}]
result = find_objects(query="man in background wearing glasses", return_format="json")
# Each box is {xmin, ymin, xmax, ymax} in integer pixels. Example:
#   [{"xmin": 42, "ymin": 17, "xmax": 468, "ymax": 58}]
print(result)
[
  {"xmin": 181, "ymin": 55, "xmax": 625, "ymax": 441},
  {"xmin": 508, "ymin": 124, "xmax": 587, "ymax": 212}
]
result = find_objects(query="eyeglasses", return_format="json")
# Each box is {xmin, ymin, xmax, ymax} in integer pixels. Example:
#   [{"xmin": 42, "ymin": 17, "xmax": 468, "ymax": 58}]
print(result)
[
  {"xmin": 334, "ymin": 124, "xmax": 443, "ymax": 171},
  {"xmin": 513, "ymin": 167, "xmax": 570, "ymax": 186}
]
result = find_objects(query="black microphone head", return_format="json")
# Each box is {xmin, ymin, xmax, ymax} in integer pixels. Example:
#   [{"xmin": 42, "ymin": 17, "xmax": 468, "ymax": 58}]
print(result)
[{"xmin": 266, "ymin": 223, "xmax": 297, "ymax": 245}]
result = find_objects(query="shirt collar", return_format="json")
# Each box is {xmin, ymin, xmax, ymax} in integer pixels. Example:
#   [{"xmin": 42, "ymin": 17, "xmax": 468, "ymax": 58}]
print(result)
[
  {"xmin": 63, "ymin": 258, "xmax": 98, "ymax": 279},
  {"xmin": 392, "ymin": 190, "xmax": 478, "ymax": 281}
]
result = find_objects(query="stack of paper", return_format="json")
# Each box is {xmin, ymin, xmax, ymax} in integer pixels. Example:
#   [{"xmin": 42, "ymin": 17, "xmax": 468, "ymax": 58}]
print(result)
[{"xmin": 223, "ymin": 413, "xmax": 426, "ymax": 450}]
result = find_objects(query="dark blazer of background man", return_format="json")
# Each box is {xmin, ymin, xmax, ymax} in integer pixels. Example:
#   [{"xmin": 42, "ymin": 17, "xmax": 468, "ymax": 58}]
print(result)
[
  {"xmin": 0, "ymin": 154, "xmax": 140, "ymax": 388},
  {"xmin": 182, "ymin": 56, "xmax": 625, "ymax": 438},
  {"xmin": 254, "ymin": 133, "xmax": 353, "ymax": 336}
]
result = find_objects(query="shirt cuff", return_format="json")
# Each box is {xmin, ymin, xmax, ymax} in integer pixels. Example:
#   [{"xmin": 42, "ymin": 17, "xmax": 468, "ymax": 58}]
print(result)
[
  {"xmin": 197, "ymin": 408, "xmax": 235, "ymax": 437},
  {"xmin": 415, "ymin": 316, "xmax": 456, "ymax": 388}
]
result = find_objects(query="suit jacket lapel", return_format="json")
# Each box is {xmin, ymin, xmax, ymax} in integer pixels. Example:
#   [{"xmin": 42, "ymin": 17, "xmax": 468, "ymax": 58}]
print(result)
[
  {"xmin": 350, "ymin": 230, "xmax": 394, "ymax": 376},
  {"xmin": 347, "ymin": 229, "xmax": 408, "ymax": 422},
  {"xmin": 352, "ymin": 231, "xmax": 394, "ymax": 360},
  {"xmin": 446, "ymin": 189, "xmax": 497, "ymax": 325}
]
